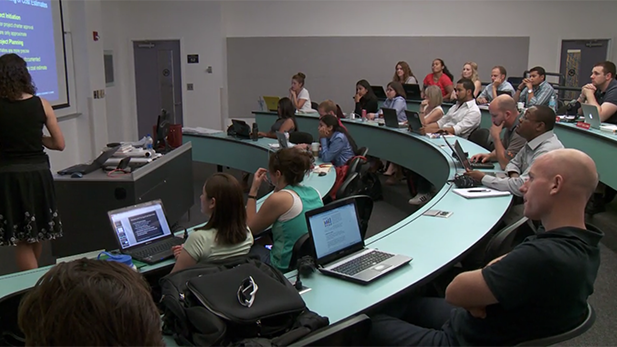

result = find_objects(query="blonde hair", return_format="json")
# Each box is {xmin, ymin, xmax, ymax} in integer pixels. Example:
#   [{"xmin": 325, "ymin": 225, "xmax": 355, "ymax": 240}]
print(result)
[
  {"xmin": 463, "ymin": 62, "xmax": 479, "ymax": 82},
  {"xmin": 318, "ymin": 99, "xmax": 337, "ymax": 114},
  {"xmin": 393, "ymin": 61, "xmax": 415, "ymax": 83},
  {"xmin": 425, "ymin": 85, "xmax": 443, "ymax": 108}
]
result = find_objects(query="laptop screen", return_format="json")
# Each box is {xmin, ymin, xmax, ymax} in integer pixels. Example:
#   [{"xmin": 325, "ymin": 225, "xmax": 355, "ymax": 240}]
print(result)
[
  {"xmin": 276, "ymin": 131, "xmax": 289, "ymax": 148},
  {"xmin": 307, "ymin": 201, "xmax": 362, "ymax": 260},
  {"xmin": 108, "ymin": 200, "xmax": 173, "ymax": 250}
]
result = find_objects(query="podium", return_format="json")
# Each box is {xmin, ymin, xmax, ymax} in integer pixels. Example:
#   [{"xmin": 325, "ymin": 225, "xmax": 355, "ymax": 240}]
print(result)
[{"xmin": 51, "ymin": 142, "xmax": 194, "ymax": 258}]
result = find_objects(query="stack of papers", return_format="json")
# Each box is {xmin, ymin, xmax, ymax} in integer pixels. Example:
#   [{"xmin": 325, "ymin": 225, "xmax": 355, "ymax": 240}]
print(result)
[
  {"xmin": 453, "ymin": 188, "xmax": 511, "ymax": 199},
  {"xmin": 313, "ymin": 164, "xmax": 332, "ymax": 174},
  {"xmin": 182, "ymin": 127, "xmax": 223, "ymax": 135},
  {"xmin": 600, "ymin": 124, "xmax": 617, "ymax": 134}
]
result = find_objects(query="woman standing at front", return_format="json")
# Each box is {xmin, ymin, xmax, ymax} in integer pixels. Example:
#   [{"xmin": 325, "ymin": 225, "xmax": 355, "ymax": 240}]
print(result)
[
  {"xmin": 289, "ymin": 72, "xmax": 313, "ymax": 113},
  {"xmin": 0, "ymin": 53, "xmax": 65, "ymax": 271}
]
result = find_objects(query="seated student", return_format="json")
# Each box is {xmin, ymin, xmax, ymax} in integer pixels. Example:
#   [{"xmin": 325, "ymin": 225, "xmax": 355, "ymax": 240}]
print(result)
[
  {"xmin": 246, "ymin": 148, "xmax": 323, "ymax": 271},
  {"xmin": 259, "ymin": 97, "xmax": 298, "ymax": 138},
  {"xmin": 576, "ymin": 61, "xmax": 617, "ymax": 214},
  {"xmin": 368, "ymin": 81, "xmax": 407, "ymax": 122},
  {"xmin": 466, "ymin": 105, "xmax": 563, "ymax": 196},
  {"xmin": 317, "ymin": 114, "xmax": 357, "ymax": 167},
  {"xmin": 423, "ymin": 58, "xmax": 454, "ymax": 101},
  {"xmin": 420, "ymin": 85, "xmax": 444, "ymax": 124},
  {"xmin": 18, "ymin": 259, "xmax": 163, "ymax": 346},
  {"xmin": 369, "ymin": 148, "xmax": 603, "ymax": 346},
  {"xmin": 513, "ymin": 66, "xmax": 556, "ymax": 107},
  {"xmin": 393, "ymin": 61, "xmax": 418, "ymax": 84},
  {"xmin": 289, "ymin": 72, "xmax": 313, "ymax": 112},
  {"xmin": 457, "ymin": 61, "xmax": 482, "ymax": 98},
  {"xmin": 354, "ymin": 79, "xmax": 379, "ymax": 115},
  {"xmin": 421, "ymin": 78, "xmax": 481, "ymax": 139},
  {"xmin": 171, "ymin": 173, "xmax": 253, "ymax": 273},
  {"xmin": 577, "ymin": 60, "xmax": 617, "ymax": 123},
  {"xmin": 477, "ymin": 66, "xmax": 516, "ymax": 104},
  {"xmin": 470, "ymin": 95, "xmax": 526, "ymax": 170}
]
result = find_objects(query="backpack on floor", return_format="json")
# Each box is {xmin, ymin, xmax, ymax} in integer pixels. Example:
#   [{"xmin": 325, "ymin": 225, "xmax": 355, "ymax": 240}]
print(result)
[
  {"xmin": 357, "ymin": 171, "xmax": 383, "ymax": 201},
  {"xmin": 159, "ymin": 255, "xmax": 329, "ymax": 346}
]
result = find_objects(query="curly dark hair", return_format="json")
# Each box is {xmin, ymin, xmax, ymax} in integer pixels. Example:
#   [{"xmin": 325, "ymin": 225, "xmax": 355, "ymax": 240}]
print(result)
[{"xmin": 0, "ymin": 53, "xmax": 36, "ymax": 101}]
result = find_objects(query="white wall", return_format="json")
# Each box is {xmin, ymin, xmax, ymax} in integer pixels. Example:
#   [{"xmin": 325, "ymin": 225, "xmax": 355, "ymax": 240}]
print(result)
[
  {"xmin": 223, "ymin": 1, "xmax": 617, "ymax": 76},
  {"xmin": 102, "ymin": 0, "xmax": 227, "ymax": 138}
]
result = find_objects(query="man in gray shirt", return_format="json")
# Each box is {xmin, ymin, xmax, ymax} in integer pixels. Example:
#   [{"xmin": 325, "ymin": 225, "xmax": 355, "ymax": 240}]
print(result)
[
  {"xmin": 470, "ymin": 95, "xmax": 526, "ymax": 170},
  {"xmin": 476, "ymin": 66, "xmax": 515, "ymax": 104},
  {"xmin": 465, "ymin": 105, "xmax": 563, "ymax": 196}
]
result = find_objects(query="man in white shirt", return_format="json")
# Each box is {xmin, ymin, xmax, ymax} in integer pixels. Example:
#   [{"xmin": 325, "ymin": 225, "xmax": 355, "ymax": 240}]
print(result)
[
  {"xmin": 476, "ymin": 66, "xmax": 516, "ymax": 104},
  {"xmin": 422, "ymin": 78, "xmax": 481, "ymax": 139}
]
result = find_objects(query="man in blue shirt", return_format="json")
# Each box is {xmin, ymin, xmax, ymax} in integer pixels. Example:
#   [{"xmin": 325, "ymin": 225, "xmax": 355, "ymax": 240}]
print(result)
[{"xmin": 514, "ymin": 66, "xmax": 556, "ymax": 107}]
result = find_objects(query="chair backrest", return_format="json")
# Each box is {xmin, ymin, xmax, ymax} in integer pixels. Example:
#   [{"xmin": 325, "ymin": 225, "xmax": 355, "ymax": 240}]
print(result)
[
  {"xmin": 468, "ymin": 127, "xmax": 494, "ymax": 151},
  {"xmin": 357, "ymin": 147, "xmax": 369, "ymax": 158},
  {"xmin": 289, "ymin": 131, "xmax": 314, "ymax": 145},
  {"xmin": 336, "ymin": 104, "xmax": 345, "ymax": 119},
  {"xmin": 327, "ymin": 195, "xmax": 373, "ymax": 240},
  {"xmin": 347, "ymin": 157, "xmax": 363, "ymax": 176},
  {"xmin": 484, "ymin": 216, "xmax": 529, "ymax": 265},
  {"xmin": 516, "ymin": 303, "xmax": 595, "ymax": 346},
  {"xmin": 290, "ymin": 314, "xmax": 371, "ymax": 346},
  {"xmin": 311, "ymin": 101, "xmax": 319, "ymax": 111},
  {"xmin": 288, "ymin": 233, "xmax": 313, "ymax": 271},
  {"xmin": 335, "ymin": 172, "xmax": 360, "ymax": 200}
]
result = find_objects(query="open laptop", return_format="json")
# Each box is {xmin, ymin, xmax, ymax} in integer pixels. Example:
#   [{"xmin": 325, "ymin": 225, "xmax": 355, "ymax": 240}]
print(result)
[
  {"xmin": 581, "ymin": 103, "xmax": 601, "ymax": 129},
  {"xmin": 382, "ymin": 108, "xmax": 407, "ymax": 128},
  {"xmin": 402, "ymin": 84, "xmax": 422, "ymax": 100},
  {"xmin": 57, "ymin": 146, "xmax": 120, "ymax": 175},
  {"xmin": 405, "ymin": 110, "xmax": 423, "ymax": 133},
  {"xmin": 276, "ymin": 131, "xmax": 290, "ymax": 148},
  {"xmin": 262, "ymin": 96, "xmax": 280, "ymax": 112},
  {"xmin": 371, "ymin": 85, "xmax": 387, "ymax": 99},
  {"xmin": 107, "ymin": 200, "xmax": 184, "ymax": 264},
  {"xmin": 305, "ymin": 198, "xmax": 412, "ymax": 284},
  {"xmin": 444, "ymin": 139, "xmax": 494, "ymax": 170}
]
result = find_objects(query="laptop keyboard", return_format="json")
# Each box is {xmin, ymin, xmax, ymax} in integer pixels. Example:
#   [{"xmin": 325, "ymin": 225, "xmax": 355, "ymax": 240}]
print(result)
[
  {"xmin": 130, "ymin": 238, "xmax": 182, "ymax": 259},
  {"xmin": 470, "ymin": 161, "xmax": 495, "ymax": 169},
  {"xmin": 331, "ymin": 250, "xmax": 394, "ymax": 276}
]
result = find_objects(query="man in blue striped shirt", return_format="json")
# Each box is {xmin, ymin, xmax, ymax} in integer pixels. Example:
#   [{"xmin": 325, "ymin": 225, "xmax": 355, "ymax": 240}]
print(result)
[{"xmin": 514, "ymin": 66, "xmax": 556, "ymax": 107}]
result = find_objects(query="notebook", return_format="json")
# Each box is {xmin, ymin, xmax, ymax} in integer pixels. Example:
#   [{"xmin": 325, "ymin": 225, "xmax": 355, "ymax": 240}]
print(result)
[
  {"xmin": 107, "ymin": 200, "xmax": 183, "ymax": 264},
  {"xmin": 453, "ymin": 188, "xmax": 511, "ymax": 199},
  {"xmin": 305, "ymin": 199, "xmax": 412, "ymax": 284}
]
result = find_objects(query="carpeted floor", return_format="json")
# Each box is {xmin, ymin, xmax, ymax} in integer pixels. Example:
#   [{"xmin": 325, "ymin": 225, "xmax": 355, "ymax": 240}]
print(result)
[{"xmin": 1, "ymin": 161, "xmax": 615, "ymax": 344}]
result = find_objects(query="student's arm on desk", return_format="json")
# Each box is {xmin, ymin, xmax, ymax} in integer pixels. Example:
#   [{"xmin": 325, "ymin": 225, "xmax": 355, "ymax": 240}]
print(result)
[
  {"xmin": 170, "ymin": 249, "xmax": 197, "ymax": 273},
  {"xmin": 581, "ymin": 85, "xmax": 617, "ymax": 122}
]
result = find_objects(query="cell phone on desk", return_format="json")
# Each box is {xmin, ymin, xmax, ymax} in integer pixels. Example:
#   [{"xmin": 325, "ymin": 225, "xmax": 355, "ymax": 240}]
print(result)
[{"xmin": 423, "ymin": 210, "xmax": 453, "ymax": 218}]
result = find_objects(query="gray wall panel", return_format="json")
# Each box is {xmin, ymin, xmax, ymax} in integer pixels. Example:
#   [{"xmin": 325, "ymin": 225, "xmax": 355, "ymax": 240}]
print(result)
[{"xmin": 227, "ymin": 36, "xmax": 529, "ymax": 119}]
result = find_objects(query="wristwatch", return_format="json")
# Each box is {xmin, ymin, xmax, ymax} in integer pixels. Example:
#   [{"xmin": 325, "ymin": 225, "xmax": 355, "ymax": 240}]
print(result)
[
  {"xmin": 527, "ymin": 89, "xmax": 533, "ymax": 94},
  {"xmin": 248, "ymin": 195, "xmax": 257, "ymax": 200}
]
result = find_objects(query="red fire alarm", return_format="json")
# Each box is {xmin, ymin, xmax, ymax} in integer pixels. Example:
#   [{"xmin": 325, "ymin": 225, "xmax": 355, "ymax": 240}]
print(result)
[{"xmin": 93, "ymin": 31, "xmax": 99, "ymax": 41}]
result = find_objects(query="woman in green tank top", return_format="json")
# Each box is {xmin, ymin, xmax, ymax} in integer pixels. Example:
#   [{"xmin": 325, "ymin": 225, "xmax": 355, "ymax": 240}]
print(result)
[{"xmin": 247, "ymin": 147, "xmax": 324, "ymax": 271}]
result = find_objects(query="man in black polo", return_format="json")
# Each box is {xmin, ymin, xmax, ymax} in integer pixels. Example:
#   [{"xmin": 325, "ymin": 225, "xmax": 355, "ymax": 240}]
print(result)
[
  {"xmin": 578, "ymin": 60, "xmax": 617, "ymax": 124},
  {"xmin": 369, "ymin": 148, "xmax": 603, "ymax": 346}
]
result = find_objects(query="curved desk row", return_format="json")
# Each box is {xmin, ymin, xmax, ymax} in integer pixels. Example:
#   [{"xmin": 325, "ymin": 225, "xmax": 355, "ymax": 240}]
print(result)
[
  {"xmin": 0, "ymin": 133, "xmax": 336, "ymax": 305},
  {"xmin": 254, "ymin": 111, "xmax": 513, "ymax": 324},
  {"xmin": 256, "ymin": 100, "xmax": 617, "ymax": 191}
]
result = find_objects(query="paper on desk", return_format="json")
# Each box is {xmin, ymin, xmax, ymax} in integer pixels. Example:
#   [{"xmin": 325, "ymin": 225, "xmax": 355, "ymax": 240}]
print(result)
[
  {"xmin": 182, "ymin": 127, "xmax": 223, "ymax": 135},
  {"xmin": 313, "ymin": 164, "xmax": 332, "ymax": 174},
  {"xmin": 453, "ymin": 188, "xmax": 511, "ymax": 199}
]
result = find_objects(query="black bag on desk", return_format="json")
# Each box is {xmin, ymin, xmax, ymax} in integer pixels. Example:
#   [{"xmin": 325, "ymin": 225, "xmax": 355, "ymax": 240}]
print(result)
[{"xmin": 159, "ymin": 255, "xmax": 328, "ymax": 346}]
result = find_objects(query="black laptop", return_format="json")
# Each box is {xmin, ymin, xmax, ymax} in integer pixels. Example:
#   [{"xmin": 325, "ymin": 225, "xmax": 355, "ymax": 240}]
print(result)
[
  {"xmin": 57, "ymin": 146, "xmax": 120, "ymax": 175},
  {"xmin": 405, "ymin": 110, "xmax": 423, "ymax": 133},
  {"xmin": 382, "ymin": 108, "xmax": 406, "ymax": 128},
  {"xmin": 107, "ymin": 199, "xmax": 184, "ymax": 264},
  {"xmin": 402, "ymin": 84, "xmax": 422, "ymax": 100},
  {"xmin": 371, "ymin": 85, "xmax": 387, "ymax": 99},
  {"xmin": 444, "ymin": 139, "xmax": 494, "ymax": 170}
]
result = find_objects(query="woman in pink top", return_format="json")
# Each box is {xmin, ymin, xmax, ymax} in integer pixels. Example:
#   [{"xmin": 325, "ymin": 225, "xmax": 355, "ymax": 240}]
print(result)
[{"xmin": 422, "ymin": 58, "xmax": 454, "ymax": 102}]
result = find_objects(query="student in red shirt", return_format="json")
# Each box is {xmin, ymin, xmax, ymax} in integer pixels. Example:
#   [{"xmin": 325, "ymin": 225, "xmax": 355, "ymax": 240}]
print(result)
[{"xmin": 423, "ymin": 58, "xmax": 454, "ymax": 102}]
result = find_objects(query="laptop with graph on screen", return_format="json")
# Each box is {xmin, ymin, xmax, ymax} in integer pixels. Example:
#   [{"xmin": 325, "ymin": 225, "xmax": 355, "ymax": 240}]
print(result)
[{"xmin": 305, "ymin": 198, "xmax": 412, "ymax": 284}]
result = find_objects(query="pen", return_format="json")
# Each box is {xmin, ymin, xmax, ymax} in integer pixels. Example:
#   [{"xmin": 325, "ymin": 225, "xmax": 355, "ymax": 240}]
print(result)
[{"xmin": 468, "ymin": 189, "xmax": 491, "ymax": 193}]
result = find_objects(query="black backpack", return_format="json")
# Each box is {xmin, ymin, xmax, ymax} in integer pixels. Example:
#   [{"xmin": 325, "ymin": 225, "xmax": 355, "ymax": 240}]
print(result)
[{"xmin": 159, "ymin": 255, "xmax": 329, "ymax": 346}]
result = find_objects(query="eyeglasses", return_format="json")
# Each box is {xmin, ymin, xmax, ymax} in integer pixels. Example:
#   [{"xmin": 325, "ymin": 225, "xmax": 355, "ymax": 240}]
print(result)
[{"xmin": 237, "ymin": 276, "xmax": 258, "ymax": 308}]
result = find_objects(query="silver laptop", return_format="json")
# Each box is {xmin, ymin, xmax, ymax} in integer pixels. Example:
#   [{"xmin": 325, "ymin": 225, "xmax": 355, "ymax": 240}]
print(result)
[
  {"xmin": 107, "ymin": 200, "xmax": 183, "ymax": 264},
  {"xmin": 305, "ymin": 199, "xmax": 412, "ymax": 284},
  {"xmin": 581, "ymin": 103, "xmax": 601, "ymax": 129},
  {"xmin": 276, "ymin": 131, "xmax": 290, "ymax": 148}
]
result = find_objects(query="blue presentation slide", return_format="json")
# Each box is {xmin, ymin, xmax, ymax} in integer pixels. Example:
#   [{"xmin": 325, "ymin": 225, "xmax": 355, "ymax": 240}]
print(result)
[{"xmin": 0, "ymin": 0, "xmax": 59, "ymax": 101}]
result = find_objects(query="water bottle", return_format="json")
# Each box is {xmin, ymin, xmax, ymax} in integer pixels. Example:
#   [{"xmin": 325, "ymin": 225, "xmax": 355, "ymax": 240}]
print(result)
[
  {"xmin": 251, "ymin": 122, "xmax": 259, "ymax": 141},
  {"xmin": 145, "ymin": 134, "xmax": 153, "ymax": 149},
  {"xmin": 549, "ymin": 94, "xmax": 557, "ymax": 113},
  {"xmin": 258, "ymin": 97, "xmax": 265, "ymax": 111}
]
